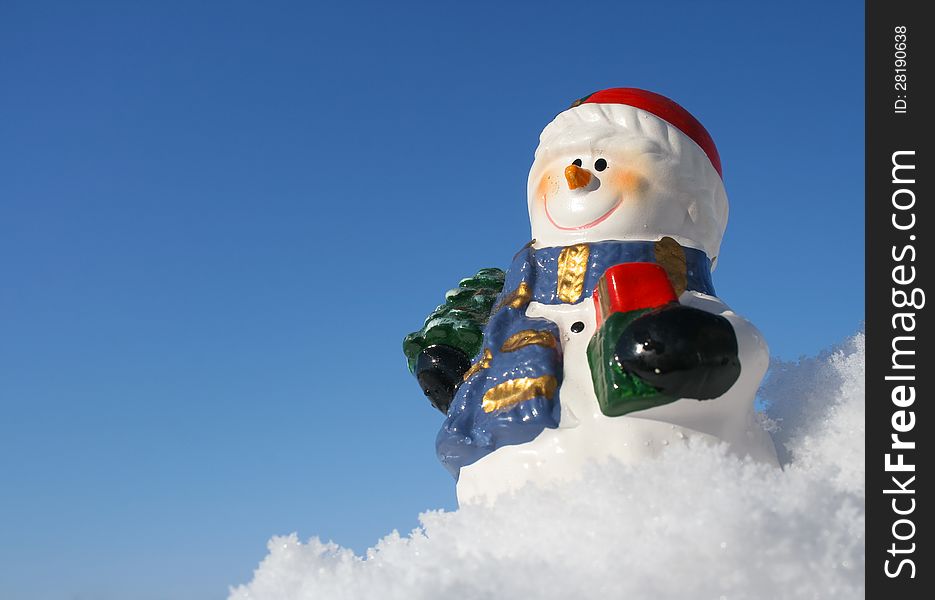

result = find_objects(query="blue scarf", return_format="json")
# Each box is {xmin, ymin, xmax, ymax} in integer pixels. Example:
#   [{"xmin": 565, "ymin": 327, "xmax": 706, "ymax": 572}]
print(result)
[{"xmin": 436, "ymin": 240, "xmax": 715, "ymax": 478}]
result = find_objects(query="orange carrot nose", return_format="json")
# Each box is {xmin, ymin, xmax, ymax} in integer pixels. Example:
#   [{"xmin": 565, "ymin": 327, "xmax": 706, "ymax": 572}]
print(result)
[{"xmin": 564, "ymin": 164, "xmax": 592, "ymax": 190}]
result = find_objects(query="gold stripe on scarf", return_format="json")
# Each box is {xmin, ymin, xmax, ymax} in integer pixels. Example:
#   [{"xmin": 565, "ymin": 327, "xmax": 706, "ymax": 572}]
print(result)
[
  {"xmin": 493, "ymin": 281, "xmax": 532, "ymax": 313},
  {"xmin": 500, "ymin": 329, "xmax": 558, "ymax": 353},
  {"xmin": 481, "ymin": 375, "xmax": 558, "ymax": 413},
  {"xmin": 556, "ymin": 244, "xmax": 590, "ymax": 303},
  {"xmin": 654, "ymin": 236, "xmax": 688, "ymax": 297},
  {"xmin": 462, "ymin": 348, "xmax": 493, "ymax": 382}
]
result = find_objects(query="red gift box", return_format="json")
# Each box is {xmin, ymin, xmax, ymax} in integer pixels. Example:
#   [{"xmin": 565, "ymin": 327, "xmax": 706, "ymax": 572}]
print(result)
[{"xmin": 593, "ymin": 263, "xmax": 678, "ymax": 328}]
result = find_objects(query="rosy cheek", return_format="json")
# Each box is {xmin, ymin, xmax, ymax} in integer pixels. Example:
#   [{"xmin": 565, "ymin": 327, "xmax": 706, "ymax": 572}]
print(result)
[
  {"xmin": 614, "ymin": 170, "xmax": 649, "ymax": 196},
  {"xmin": 536, "ymin": 175, "xmax": 556, "ymax": 202}
]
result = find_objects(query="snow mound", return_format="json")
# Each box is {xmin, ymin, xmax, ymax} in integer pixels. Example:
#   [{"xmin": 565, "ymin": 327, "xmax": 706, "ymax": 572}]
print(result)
[{"xmin": 230, "ymin": 332, "xmax": 865, "ymax": 600}]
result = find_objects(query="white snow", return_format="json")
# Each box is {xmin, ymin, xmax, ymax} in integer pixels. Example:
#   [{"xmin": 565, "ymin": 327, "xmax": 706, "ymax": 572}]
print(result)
[{"xmin": 230, "ymin": 332, "xmax": 865, "ymax": 600}]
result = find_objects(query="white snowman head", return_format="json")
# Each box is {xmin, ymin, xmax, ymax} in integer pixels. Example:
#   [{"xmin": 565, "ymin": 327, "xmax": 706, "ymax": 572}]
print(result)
[{"xmin": 527, "ymin": 89, "xmax": 729, "ymax": 264}]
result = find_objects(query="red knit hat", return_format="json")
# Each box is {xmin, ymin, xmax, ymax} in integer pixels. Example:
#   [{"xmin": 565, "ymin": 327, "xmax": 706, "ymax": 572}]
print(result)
[{"xmin": 570, "ymin": 88, "xmax": 722, "ymax": 179}]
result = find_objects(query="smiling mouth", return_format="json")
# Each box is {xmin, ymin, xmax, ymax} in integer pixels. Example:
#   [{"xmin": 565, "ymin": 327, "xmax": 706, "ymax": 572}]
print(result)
[{"xmin": 543, "ymin": 194, "xmax": 623, "ymax": 230}]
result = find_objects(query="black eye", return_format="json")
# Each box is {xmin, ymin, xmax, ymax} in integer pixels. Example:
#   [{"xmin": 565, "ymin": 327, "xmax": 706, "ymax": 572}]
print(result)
[
  {"xmin": 594, "ymin": 158, "xmax": 607, "ymax": 171},
  {"xmin": 572, "ymin": 158, "xmax": 582, "ymax": 167}
]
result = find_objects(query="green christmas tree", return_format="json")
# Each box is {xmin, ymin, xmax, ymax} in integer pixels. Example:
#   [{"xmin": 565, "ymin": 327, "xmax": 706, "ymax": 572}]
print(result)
[{"xmin": 403, "ymin": 268, "xmax": 505, "ymax": 374}]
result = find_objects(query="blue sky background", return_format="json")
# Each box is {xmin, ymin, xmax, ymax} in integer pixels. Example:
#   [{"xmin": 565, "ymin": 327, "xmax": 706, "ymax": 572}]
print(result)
[{"xmin": 1, "ymin": 1, "xmax": 862, "ymax": 598}]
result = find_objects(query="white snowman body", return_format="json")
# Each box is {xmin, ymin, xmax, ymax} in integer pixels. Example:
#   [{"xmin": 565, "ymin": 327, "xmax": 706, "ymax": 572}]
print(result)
[
  {"xmin": 456, "ymin": 90, "xmax": 779, "ymax": 503},
  {"xmin": 458, "ymin": 291, "xmax": 778, "ymax": 503}
]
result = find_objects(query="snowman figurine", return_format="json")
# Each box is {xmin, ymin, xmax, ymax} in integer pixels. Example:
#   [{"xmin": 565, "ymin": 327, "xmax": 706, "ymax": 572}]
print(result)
[{"xmin": 406, "ymin": 88, "xmax": 778, "ymax": 503}]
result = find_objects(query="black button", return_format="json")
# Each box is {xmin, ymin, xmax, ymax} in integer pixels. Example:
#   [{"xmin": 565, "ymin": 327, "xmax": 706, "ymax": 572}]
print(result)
[{"xmin": 571, "ymin": 321, "xmax": 585, "ymax": 333}]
